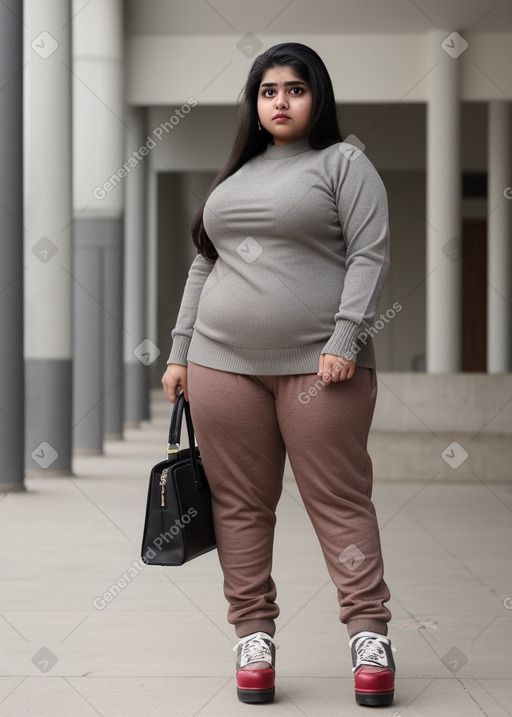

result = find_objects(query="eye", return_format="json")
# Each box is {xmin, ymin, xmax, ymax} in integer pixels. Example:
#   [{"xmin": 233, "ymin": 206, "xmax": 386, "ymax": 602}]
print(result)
[
  {"xmin": 262, "ymin": 89, "xmax": 276, "ymax": 98},
  {"xmin": 289, "ymin": 86, "xmax": 304, "ymax": 95}
]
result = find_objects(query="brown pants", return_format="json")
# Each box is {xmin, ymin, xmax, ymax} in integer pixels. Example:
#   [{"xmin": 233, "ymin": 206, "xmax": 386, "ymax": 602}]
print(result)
[{"xmin": 188, "ymin": 362, "xmax": 391, "ymax": 640}]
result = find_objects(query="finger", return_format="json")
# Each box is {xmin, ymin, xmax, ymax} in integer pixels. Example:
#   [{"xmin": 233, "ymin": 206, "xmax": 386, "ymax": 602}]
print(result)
[
  {"xmin": 338, "ymin": 362, "xmax": 355, "ymax": 381},
  {"xmin": 328, "ymin": 359, "xmax": 343, "ymax": 382},
  {"xmin": 317, "ymin": 354, "xmax": 325, "ymax": 376},
  {"xmin": 321, "ymin": 372, "xmax": 332, "ymax": 384},
  {"xmin": 162, "ymin": 376, "xmax": 177, "ymax": 403},
  {"xmin": 161, "ymin": 379, "xmax": 171, "ymax": 403}
]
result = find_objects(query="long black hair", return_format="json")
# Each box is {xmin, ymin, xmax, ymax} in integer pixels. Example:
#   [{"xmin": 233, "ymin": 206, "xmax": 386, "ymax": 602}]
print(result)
[{"xmin": 192, "ymin": 42, "xmax": 344, "ymax": 260}]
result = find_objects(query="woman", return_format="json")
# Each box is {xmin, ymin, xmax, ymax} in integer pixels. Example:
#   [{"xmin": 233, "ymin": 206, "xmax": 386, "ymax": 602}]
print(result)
[{"xmin": 162, "ymin": 42, "xmax": 395, "ymax": 707}]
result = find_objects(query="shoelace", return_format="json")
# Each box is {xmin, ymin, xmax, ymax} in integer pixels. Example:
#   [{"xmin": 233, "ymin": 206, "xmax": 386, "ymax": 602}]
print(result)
[
  {"xmin": 356, "ymin": 637, "xmax": 387, "ymax": 666},
  {"xmin": 233, "ymin": 632, "xmax": 279, "ymax": 667}
]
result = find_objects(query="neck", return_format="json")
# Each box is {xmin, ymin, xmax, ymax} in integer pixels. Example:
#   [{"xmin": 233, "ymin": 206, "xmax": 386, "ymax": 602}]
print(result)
[
  {"xmin": 260, "ymin": 137, "xmax": 312, "ymax": 160},
  {"xmin": 272, "ymin": 134, "xmax": 308, "ymax": 146}
]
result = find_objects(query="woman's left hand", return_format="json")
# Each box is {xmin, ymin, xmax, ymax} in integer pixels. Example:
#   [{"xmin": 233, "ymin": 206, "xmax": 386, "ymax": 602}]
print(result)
[{"xmin": 318, "ymin": 353, "xmax": 356, "ymax": 383}]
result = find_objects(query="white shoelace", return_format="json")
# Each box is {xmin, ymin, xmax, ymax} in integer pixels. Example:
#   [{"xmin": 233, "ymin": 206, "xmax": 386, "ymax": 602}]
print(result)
[
  {"xmin": 356, "ymin": 637, "xmax": 387, "ymax": 665},
  {"xmin": 233, "ymin": 632, "xmax": 279, "ymax": 668}
]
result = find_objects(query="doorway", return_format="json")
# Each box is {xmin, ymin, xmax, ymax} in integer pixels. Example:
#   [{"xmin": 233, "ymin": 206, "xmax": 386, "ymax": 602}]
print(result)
[{"xmin": 461, "ymin": 218, "xmax": 487, "ymax": 372}]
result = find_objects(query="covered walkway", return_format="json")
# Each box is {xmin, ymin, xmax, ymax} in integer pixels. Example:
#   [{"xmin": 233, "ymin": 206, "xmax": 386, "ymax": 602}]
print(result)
[{"xmin": 0, "ymin": 391, "xmax": 511, "ymax": 716}]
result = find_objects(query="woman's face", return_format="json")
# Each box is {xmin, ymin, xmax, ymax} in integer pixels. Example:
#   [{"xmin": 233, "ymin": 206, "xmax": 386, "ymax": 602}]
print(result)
[{"xmin": 257, "ymin": 65, "xmax": 313, "ymax": 145}]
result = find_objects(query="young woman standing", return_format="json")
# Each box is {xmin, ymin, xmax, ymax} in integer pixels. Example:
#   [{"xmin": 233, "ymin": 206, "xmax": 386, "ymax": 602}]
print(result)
[{"xmin": 162, "ymin": 43, "xmax": 395, "ymax": 707}]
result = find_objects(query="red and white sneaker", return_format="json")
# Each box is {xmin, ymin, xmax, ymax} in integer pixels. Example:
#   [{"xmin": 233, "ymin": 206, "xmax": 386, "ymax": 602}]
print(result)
[
  {"xmin": 349, "ymin": 631, "xmax": 395, "ymax": 706},
  {"xmin": 233, "ymin": 631, "xmax": 279, "ymax": 703}
]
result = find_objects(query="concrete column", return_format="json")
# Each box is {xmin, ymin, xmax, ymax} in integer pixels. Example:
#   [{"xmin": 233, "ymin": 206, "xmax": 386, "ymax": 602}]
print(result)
[
  {"xmin": 124, "ymin": 107, "xmax": 149, "ymax": 426},
  {"xmin": 147, "ymin": 168, "xmax": 159, "ymax": 360},
  {"xmin": 24, "ymin": 0, "xmax": 73, "ymax": 474},
  {"xmin": 0, "ymin": 0, "xmax": 24, "ymax": 492},
  {"xmin": 487, "ymin": 102, "xmax": 512, "ymax": 373},
  {"xmin": 426, "ymin": 30, "xmax": 462, "ymax": 373},
  {"xmin": 72, "ymin": 0, "xmax": 124, "ymax": 450}
]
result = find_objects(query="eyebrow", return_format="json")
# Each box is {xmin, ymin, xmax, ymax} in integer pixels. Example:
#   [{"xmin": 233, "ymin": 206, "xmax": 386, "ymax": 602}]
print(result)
[{"xmin": 260, "ymin": 80, "xmax": 308, "ymax": 87}]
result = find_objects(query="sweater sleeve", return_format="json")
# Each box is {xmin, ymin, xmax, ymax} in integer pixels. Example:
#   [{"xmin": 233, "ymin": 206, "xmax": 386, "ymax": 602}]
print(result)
[
  {"xmin": 321, "ymin": 146, "xmax": 391, "ymax": 361},
  {"xmin": 167, "ymin": 253, "xmax": 215, "ymax": 366}
]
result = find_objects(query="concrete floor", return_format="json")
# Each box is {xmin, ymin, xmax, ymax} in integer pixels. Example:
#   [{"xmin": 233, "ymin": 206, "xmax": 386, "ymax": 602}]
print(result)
[{"xmin": 0, "ymin": 392, "xmax": 511, "ymax": 717}]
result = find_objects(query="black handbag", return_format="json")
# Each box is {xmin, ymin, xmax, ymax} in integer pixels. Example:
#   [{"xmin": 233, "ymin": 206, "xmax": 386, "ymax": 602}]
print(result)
[{"xmin": 141, "ymin": 393, "xmax": 216, "ymax": 566}]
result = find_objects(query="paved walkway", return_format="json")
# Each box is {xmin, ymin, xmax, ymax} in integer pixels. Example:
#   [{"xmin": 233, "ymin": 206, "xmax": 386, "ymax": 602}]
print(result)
[{"xmin": 0, "ymin": 391, "xmax": 511, "ymax": 716}]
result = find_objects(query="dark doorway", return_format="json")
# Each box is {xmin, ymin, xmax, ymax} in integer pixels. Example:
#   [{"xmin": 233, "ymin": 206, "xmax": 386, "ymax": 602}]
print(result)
[{"xmin": 461, "ymin": 219, "xmax": 487, "ymax": 372}]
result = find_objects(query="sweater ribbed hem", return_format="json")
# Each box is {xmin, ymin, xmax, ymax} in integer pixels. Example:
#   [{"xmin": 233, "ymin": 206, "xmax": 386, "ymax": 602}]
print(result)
[
  {"xmin": 167, "ymin": 335, "xmax": 190, "ymax": 366},
  {"xmin": 186, "ymin": 330, "xmax": 376, "ymax": 374},
  {"xmin": 188, "ymin": 333, "xmax": 323, "ymax": 375}
]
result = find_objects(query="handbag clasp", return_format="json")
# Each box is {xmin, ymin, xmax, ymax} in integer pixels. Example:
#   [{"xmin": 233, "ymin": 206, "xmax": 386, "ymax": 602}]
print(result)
[{"xmin": 159, "ymin": 468, "xmax": 168, "ymax": 508}]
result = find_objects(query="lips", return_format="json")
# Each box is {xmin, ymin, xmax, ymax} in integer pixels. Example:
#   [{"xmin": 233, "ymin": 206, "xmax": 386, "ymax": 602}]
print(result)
[{"xmin": 273, "ymin": 114, "xmax": 291, "ymax": 120}]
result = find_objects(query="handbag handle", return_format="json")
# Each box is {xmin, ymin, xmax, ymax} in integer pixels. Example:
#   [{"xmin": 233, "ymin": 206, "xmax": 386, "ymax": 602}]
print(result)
[
  {"xmin": 168, "ymin": 391, "xmax": 186, "ymax": 454},
  {"xmin": 167, "ymin": 393, "xmax": 206, "ymax": 490}
]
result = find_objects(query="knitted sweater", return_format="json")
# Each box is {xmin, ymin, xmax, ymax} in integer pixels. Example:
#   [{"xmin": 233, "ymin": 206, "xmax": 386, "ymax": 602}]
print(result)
[{"xmin": 168, "ymin": 138, "xmax": 390, "ymax": 374}]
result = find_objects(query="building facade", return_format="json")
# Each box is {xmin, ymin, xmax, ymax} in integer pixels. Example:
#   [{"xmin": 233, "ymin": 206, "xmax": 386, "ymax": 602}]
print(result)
[{"xmin": 1, "ymin": 0, "xmax": 511, "ymax": 491}]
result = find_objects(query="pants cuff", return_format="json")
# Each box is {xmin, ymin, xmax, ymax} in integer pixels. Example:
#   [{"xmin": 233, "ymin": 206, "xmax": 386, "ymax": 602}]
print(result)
[
  {"xmin": 346, "ymin": 618, "xmax": 389, "ymax": 639},
  {"xmin": 235, "ymin": 619, "xmax": 276, "ymax": 639}
]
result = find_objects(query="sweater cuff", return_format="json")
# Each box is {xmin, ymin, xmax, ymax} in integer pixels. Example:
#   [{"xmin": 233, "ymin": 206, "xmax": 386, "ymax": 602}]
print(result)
[
  {"xmin": 167, "ymin": 335, "xmax": 190, "ymax": 366},
  {"xmin": 321, "ymin": 319, "xmax": 361, "ymax": 361}
]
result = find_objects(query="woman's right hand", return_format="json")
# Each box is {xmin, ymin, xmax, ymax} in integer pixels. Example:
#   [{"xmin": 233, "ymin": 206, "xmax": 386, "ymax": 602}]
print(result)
[{"xmin": 161, "ymin": 364, "xmax": 188, "ymax": 403}]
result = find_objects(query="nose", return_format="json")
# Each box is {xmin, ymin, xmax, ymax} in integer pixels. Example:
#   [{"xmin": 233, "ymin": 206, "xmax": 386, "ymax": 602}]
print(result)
[{"xmin": 275, "ymin": 91, "xmax": 288, "ymax": 109}]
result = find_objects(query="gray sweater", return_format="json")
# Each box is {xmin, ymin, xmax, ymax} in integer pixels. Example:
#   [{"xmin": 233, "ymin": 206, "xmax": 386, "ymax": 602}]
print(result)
[{"xmin": 168, "ymin": 137, "xmax": 390, "ymax": 374}]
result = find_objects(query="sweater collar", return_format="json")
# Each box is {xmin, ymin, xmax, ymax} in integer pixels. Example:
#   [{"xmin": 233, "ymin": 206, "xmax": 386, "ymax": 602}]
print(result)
[{"xmin": 260, "ymin": 137, "xmax": 312, "ymax": 160}]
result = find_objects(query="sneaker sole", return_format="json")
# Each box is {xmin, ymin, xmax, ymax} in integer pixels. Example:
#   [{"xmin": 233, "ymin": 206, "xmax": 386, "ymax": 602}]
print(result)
[
  {"xmin": 237, "ymin": 687, "xmax": 275, "ymax": 704},
  {"xmin": 355, "ymin": 690, "xmax": 394, "ymax": 706}
]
